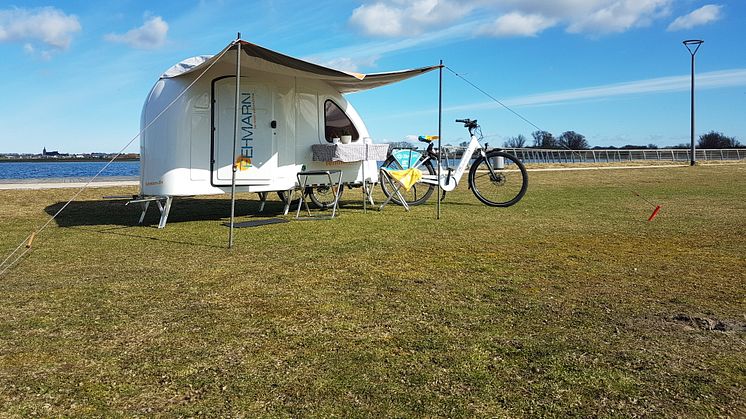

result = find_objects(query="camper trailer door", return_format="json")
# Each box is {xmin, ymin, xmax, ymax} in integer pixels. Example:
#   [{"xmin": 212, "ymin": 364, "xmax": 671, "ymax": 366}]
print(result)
[{"xmin": 212, "ymin": 77, "xmax": 276, "ymax": 186}]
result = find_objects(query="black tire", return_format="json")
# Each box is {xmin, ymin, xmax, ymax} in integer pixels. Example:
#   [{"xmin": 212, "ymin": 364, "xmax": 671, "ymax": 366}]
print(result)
[
  {"xmin": 380, "ymin": 156, "xmax": 436, "ymax": 206},
  {"xmin": 276, "ymin": 190, "xmax": 299, "ymax": 206},
  {"xmin": 308, "ymin": 184, "xmax": 344, "ymax": 209},
  {"xmin": 468, "ymin": 151, "xmax": 528, "ymax": 207}
]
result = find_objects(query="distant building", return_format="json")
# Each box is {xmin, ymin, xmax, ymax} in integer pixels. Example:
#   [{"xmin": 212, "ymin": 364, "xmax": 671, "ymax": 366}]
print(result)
[{"xmin": 42, "ymin": 147, "xmax": 61, "ymax": 157}]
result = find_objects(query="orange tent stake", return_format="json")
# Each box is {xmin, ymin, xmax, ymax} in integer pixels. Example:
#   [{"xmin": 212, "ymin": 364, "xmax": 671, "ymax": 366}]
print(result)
[{"xmin": 647, "ymin": 205, "xmax": 661, "ymax": 222}]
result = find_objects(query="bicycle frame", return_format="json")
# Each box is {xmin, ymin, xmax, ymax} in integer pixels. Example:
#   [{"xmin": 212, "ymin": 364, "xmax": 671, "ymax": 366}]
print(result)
[{"xmin": 415, "ymin": 133, "xmax": 486, "ymax": 192}]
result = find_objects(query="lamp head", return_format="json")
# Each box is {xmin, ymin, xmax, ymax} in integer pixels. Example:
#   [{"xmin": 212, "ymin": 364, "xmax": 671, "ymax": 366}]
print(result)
[{"xmin": 683, "ymin": 39, "xmax": 704, "ymax": 55}]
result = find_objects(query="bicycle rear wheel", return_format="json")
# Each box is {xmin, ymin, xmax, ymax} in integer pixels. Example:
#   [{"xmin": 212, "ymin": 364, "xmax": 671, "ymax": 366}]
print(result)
[
  {"xmin": 468, "ymin": 151, "xmax": 528, "ymax": 207},
  {"xmin": 379, "ymin": 156, "xmax": 436, "ymax": 206}
]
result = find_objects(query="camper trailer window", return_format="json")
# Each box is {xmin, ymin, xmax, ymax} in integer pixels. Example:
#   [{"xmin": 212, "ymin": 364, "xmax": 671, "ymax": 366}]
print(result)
[{"xmin": 324, "ymin": 100, "xmax": 359, "ymax": 143}]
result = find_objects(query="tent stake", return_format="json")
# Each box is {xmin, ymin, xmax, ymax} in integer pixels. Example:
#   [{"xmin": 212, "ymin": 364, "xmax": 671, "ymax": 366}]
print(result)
[
  {"xmin": 436, "ymin": 60, "xmax": 443, "ymax": 220},
  {"xmin": 228, "ymin": 36, "xmax": 242, "ymax": 249}
]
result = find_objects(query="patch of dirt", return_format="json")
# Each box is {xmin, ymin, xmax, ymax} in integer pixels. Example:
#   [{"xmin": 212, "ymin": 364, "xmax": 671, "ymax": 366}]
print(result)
[{"xmin": 669, "ymin": 314, "xmax": 746, "ymax": 332}]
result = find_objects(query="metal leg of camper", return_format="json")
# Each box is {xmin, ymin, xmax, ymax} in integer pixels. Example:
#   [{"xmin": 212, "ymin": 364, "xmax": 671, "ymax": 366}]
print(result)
[
  {"xmin": 138, "ymin": 201, "xmax": 150, "ymax": 224},
  {"xmin": 378, "ymin": 170, "xmax": 410, "ymax": 212},
  {"xmin": 282, "ymin": 188, "xmax": 295, "ymax": 216},
  {"xmin": 258, "ymin": 192, "xmax": 268, "ymax": 212},
  {"xmin": 155, "ymin": 196, "xmax": 173, "ymax": 229},
  {"xmin": 295, "ymin": 170, "xmax": 343, "ymax": 219},
  {"xmin": 127, "ymin": 195, "xmax": 173, "ymax": 228}
]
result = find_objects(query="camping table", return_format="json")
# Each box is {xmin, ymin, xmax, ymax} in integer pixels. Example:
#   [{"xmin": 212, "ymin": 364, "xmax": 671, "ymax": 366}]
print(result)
[
  {"xmin": 295, "ymin": 170, "xmax": 344, "ymax": 219},
  {"xmin": 311, "ymin": 143, "xmax": 390, "ymax": 212}
]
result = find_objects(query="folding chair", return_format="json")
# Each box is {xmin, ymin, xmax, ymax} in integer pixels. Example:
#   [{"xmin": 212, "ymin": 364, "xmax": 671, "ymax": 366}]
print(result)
[{"xmin": 378, "ymin": 168, "xmax": 414, "ymax": 211}]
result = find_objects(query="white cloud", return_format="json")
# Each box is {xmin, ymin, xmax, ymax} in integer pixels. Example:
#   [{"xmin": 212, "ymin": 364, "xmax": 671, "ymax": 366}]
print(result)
[
  {"xmin": 307, "ymin": 20, "xmax": 475, "ymax": 72},
  {"xmin": 308, "ymin": 55, "xmax": 381, "ymax": 72},
  {"xmin": 350, "ymin": 0, "xmax": 675, "ymax": 38},
  {"xmin": 350, "ymin": 0, "xmax": 473, "ymax": 37},
  {"xmin": 479, "ymin": 12, "xmax": 557, "ymax": 37},
  {"xmin": 447, "ymin": 68, "xmax": 746, "ymax": 111},
  {"xmin": 0, "ymin": 6, "xmax": 81, "ymax": 50},
  {"xmin": 566, "ymin": 0, "xmax": 671, "ymax": 34},
  {"xmin": 667, "ymin": 4, "xmax": 723, "ymax": 31},
  {"xmin": 105, "ymin": 16, "xmax": 168, "ymax": 49},
  {"xmin": 350, "ymin": 3, "xmax": 404, "ymax": 37}
]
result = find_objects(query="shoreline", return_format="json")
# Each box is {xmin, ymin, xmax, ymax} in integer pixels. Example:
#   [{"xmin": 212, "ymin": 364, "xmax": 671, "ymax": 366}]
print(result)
[
  {"xmin": 0, "ymin": 176, "xmax": 138, "ymax": 184},
  {"xmin": 0, "ymin": 176, "xmax": 138, "ymax": 190},
  {"xmin": 0, "ymin": 158, "xmax": 139, "ymax": 163}
]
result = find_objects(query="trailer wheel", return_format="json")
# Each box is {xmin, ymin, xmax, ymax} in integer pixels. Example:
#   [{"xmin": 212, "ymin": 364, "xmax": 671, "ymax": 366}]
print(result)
[{"xmin": 308, "ymin": 185, "xmax": 344, "ymax": 209}]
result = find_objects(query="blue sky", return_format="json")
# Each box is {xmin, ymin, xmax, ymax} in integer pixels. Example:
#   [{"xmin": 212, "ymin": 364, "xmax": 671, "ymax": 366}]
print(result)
[{"xmin": 1, "ymin": 0, "xmax": 744, "ymax": 153}]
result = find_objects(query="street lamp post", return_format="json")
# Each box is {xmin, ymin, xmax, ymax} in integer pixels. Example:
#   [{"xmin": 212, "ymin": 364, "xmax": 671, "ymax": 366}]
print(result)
[{"xmin": 683, "ymin": 39, "xmax": 703, "ymax": 166}]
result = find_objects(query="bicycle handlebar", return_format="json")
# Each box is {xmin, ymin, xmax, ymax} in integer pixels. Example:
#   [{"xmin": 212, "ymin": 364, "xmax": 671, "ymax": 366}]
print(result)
[{"xmin": 455, "ymin": 118, "xmax": 479, "ymax": 130}]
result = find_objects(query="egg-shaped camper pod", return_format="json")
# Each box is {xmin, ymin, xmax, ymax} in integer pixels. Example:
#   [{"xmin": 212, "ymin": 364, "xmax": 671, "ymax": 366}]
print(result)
[{"xmin": 137, "ymin": 39, "xmax": 437, "ymax": 226}]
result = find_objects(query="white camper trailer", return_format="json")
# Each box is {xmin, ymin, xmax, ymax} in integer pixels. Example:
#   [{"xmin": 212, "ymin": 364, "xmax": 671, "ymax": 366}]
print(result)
[{"xmin": 138, "ymin": 40, "xmax": 437, "ymax": 226}]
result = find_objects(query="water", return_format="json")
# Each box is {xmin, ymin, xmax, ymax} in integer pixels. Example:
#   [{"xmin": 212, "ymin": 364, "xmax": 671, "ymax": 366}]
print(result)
[{"xmin": 0, "ymin": 161, "xmax": 140, "ymax": 180}]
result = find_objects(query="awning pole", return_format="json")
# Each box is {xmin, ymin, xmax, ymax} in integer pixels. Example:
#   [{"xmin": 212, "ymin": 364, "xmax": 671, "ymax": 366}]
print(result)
[
  {"xmin": 228, "ymin": 34, "xmax": 242, "ymax": 249},
  {"xmin": 436, "ymin": 60, "xmax": 443, "ymax": 220}
]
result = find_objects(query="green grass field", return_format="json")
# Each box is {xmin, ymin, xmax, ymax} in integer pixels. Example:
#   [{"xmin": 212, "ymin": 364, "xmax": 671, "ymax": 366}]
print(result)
[{"xmin": 1, "ymin": 164, "xmax": 744, "ymax": 417}]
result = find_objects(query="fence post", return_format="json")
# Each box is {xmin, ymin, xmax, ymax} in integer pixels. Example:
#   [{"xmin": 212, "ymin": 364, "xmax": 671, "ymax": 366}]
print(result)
[{"xmin": 592, "ymin": 150, "xmax": 597, "ymax": 163}]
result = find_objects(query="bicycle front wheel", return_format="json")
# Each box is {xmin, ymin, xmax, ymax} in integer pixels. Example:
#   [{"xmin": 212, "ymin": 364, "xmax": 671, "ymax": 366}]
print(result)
[
  {"xmin": 468, "ymin": 151, "xmax": 528, "ymax": 207},
  {"xmin": 379, "ymin": 156, "xmax": 436, "ymax": 206}
]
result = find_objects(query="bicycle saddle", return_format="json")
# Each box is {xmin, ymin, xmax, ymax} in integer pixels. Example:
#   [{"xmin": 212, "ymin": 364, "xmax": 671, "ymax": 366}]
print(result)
[{"xmin": 418, "ymin": 135, "xmax": 439, "ymax": 143}]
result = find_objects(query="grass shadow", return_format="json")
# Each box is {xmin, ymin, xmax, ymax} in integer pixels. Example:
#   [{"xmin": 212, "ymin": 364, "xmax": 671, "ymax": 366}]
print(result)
[
  {"xmin": 75, "ymin": 225, "xmax": 228, "ymax": 249},
  {"xmin": 44, "ymin": 197, "xmax": 291, "ymax": 228}
]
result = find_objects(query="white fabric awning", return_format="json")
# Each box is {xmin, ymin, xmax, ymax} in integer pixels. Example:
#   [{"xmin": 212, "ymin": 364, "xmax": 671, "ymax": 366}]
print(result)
[{"xmin": 161, "ymin": 40, "xmax": 439, "ymax": 93}]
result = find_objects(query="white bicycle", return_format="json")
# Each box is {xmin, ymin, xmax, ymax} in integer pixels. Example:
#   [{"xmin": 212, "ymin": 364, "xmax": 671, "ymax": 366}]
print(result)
[{"xmin": 380, "ymin": 119, "xmax": 528, "ymax": 207}]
